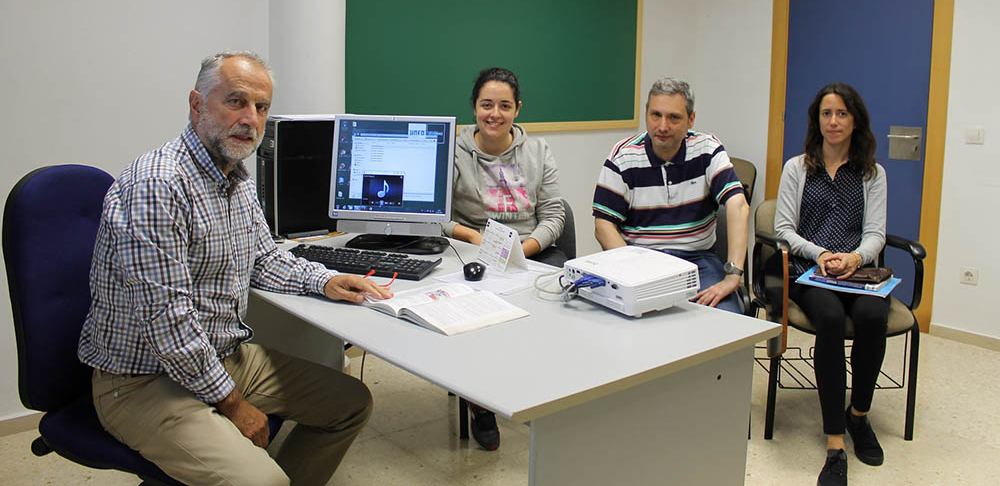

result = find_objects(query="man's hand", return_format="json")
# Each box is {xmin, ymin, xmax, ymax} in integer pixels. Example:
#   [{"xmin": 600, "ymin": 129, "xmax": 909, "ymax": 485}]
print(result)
[
  {"xmin": 324, "ymin": 274, "xmax": 393, "ymax": 303},
  {"xmin": 691, "ymin": 274, "xmax": 740, "ymax": 307},
  {"xmin": 214, "ymin": 389, "xmax": 269, "ymax": 448}
]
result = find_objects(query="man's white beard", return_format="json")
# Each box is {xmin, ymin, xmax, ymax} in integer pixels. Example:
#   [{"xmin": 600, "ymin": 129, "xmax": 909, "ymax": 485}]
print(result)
[{"xmin": 198, "ymin": 108, "xmax": 261, "ymax": 170}]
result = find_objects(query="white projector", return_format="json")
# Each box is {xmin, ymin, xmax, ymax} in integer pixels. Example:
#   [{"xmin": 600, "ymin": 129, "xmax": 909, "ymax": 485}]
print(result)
[{"xmin": 563, "ymin": 246, "xmax": 700, "ymax": 317}]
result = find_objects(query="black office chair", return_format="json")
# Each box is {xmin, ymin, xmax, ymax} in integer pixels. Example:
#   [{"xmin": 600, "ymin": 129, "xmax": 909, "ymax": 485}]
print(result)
[
  {"xmin": 712, "ymin": 157, "xmax": 757, "ymax": 315},
  {"xmin": 4, "ymin": 165, "xmax": 283, "ymax": 485},
  {"xmin": 750, "ymin": 199, "xmax": 923, "ymax": 441},
  {"xmin": 553, "ymin": 198, "xmax": 577, "ymax": 260},
  {"xmin": 729, "ymin": 157, "xmax": 758, "ymax": 201}
]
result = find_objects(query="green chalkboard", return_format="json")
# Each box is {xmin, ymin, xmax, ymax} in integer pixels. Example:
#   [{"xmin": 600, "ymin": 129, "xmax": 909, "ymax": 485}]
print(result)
[{"xmin": 345, "ymin": 0, "xmax": 640, "ymax": 132}]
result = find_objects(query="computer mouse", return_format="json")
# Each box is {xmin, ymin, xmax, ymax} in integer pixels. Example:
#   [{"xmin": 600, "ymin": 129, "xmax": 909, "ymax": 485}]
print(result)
[{"xmin": 463, "ymin": 262, "xmax": 486, "ymax": 281}]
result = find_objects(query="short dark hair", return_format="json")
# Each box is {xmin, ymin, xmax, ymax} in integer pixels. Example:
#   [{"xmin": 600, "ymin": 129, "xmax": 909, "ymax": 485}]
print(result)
[
  {"xmin": 470, "ymin": 67, "xmax": 521, "ymax": 107},
  {"xmin": 803, "ymin": 82, "xmax": 878, "ymax": 180}
]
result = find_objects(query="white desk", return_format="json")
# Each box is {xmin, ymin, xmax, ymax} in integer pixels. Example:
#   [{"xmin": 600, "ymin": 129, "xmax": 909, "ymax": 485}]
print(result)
[{"xmin": 248, "ymin": 236, "xmax": 780, "ymax": 485}]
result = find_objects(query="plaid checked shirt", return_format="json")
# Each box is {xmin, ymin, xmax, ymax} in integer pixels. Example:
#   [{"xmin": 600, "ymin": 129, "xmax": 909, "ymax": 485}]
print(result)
[{"xmin": 78, "ymin": 124, "xmax": 337, "ymax": 403}]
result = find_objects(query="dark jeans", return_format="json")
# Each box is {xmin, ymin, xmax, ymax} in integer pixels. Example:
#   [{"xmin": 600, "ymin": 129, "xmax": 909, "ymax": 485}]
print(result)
[
  {"xmin": 658, "ymin": 249, "xmax": 742, "ymax": 314},
  {"xmin": 789, "ymin": 283, "xmax": 890, "ymax": 435}
]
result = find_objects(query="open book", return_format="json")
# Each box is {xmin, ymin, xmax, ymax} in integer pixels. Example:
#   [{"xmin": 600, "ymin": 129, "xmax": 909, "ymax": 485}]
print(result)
[{"xmin": 363, "ymin": 283, "xmax": 529, "ymax": 336}]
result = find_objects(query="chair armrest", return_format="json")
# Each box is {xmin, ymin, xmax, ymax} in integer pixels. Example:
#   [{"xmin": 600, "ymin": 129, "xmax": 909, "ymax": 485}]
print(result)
[
  {"xmin": 751, "ymin": 232, "xmax": 790, "ymax": 300},
  {"xmin": 886, "ymin": 234, "xmax": 926, "ymax": 260},
  {"xmin": 885, "ymin": 234, "xmax": 926, "ymax": 311},
  {"xmin": 752, "ymin": 231, "xmax": 790, "ymax": 357},
  {"xmin": 755, "ymin": 231, "xmax": 791, "ymax": 252}
]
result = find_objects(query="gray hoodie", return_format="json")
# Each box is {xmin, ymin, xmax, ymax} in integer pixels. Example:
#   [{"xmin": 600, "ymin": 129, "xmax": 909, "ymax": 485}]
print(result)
[{"xmin": 443, "ymin": 124, "xmax": 565, "ymax": 250}]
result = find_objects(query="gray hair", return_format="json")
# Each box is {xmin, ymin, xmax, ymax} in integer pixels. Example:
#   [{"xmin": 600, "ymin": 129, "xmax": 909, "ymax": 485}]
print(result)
[
  {"xmin": 194, "ymin": 50, "xmax": 275, "ymax": 95},
  {"xmin": 646, "ymin": 77, "xmax": 694, "ymax": 115}
]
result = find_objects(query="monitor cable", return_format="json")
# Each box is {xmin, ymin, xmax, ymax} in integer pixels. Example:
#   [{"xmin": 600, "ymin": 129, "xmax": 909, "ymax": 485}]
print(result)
[{"xmin": 447, "ymin": 240, "xmax": 467, "ymax": 266}]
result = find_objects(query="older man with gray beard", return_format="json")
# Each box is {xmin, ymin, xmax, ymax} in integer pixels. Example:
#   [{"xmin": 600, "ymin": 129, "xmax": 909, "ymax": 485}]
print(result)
[{"xmin": 78, "ymin": 51, "xmax": 391, "ymax": 486}]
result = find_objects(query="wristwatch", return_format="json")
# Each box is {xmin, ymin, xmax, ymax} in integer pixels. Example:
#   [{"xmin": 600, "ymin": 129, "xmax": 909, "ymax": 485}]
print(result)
[{"xmin": 724, "ymin": 261, "xmax": 744, "ymax": 276}]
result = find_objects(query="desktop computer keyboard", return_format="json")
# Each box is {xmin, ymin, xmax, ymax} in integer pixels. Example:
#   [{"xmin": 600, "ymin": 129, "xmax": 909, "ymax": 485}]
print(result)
[{"xmin": 289, "ymin": 244, "xmax": 442, "ymax": 281}]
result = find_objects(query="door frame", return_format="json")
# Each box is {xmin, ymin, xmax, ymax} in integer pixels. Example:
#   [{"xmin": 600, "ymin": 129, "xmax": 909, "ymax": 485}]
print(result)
[{"xmin": 764, "ymin": 0, "xmax": 954, "ymax": 332}]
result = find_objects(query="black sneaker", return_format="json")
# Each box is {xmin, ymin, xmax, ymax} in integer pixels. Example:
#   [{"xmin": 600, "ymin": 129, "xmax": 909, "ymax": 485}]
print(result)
[
  {"xmin": 844, "ymin": 407, "xmax": 884, "ymax": 466},
  {"xmin": 469, "ymin": 405, "xmax": 500, "ymax": 451},
  {"xmin": 817, "ymin": 449, "xmax": 848, "ymax": 486}
]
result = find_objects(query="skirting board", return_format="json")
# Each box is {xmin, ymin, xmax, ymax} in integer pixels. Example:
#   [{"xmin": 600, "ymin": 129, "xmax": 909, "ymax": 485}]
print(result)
[
  {"xmin": 0, "ymin": 412, "xmax": 41, "ymax": 437},
  {"xmin": 930, "ymin": 324, "xmax": 1000, "ymax": 352}
]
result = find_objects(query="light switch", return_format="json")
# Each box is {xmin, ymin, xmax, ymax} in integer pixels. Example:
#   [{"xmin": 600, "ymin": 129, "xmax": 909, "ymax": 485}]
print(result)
[{"xmin": 964, "ymin": 127, "xmax": 985, "ymax": 145}]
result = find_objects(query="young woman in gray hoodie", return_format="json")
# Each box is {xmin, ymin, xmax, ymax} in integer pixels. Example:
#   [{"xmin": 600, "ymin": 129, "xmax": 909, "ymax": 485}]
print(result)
[
  {"xmin": 443, "ymin": 67, "xmax": 566, "ymax": 267},
  {"xmin": 442, "ymin": 67, "xmax": 566, "ymax": 451}
]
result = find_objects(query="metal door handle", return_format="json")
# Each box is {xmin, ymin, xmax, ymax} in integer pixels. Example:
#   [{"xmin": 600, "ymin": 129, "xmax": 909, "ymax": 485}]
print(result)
[{"xmin": 887, "ymin": 134, "xmax": 921, "ymax": 140}]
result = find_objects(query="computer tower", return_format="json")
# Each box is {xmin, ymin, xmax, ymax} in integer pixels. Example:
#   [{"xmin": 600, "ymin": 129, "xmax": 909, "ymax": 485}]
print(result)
[{"xmin": 256, "ymin": 115, "xmax": 338, "ymax": 237}]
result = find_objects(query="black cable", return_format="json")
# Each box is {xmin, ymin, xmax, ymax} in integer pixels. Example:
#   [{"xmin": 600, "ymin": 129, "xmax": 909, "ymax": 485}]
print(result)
[
  {"xmin": 384, "ymin": 237, "xmax": 423, "ymax": 253},
  {"xmin": 447, "ymin": 241, "xmax": 467, "ymax": 266}
]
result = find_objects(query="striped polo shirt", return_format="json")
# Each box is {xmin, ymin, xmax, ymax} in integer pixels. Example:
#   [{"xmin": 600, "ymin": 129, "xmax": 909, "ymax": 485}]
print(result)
[{"xmin": 592, "ymin": 131, "xmax": 745, "ymax": 251}]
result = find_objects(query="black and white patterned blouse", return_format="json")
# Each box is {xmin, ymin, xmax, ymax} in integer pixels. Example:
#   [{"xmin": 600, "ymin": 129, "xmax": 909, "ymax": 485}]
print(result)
[{"xmin": 790, "ymin": 163, "xmax": 865, "ymax": 277}]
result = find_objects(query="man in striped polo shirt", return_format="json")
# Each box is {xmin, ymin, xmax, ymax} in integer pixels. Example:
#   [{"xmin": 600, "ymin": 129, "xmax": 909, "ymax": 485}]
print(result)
[{"xmin": 593, "ymin": 77, "xmax": 750, "ymax": 314}]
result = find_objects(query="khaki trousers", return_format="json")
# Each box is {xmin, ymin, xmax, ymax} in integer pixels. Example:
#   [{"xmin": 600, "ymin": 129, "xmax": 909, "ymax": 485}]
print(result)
[{"xmin": 92, "ymin": 343, "xmax": 372, "ymax": 486}]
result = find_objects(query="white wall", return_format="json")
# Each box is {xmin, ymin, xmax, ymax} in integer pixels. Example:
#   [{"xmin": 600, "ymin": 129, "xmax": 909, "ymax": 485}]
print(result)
[
  {"xmin": 548, "ymin": 0, "xmax": 772, "ymax": 257},
  {"xmin": 930, "ymin": 0, "xmax": 1000, "ymax": 340},
  {"xmin": 268, "ymin": 0, "xmax": 346, "ymax": 116},
  {"xmin": 689, "ymin": 0, "xmax": 772, "ymax": 209},
  {"xmin": 0, "ymin": 0, "xmax": 773, "ymax": 420},
  {"xmin": 0, "ymin": 0, "xmax": 269, "ymax": 420}
]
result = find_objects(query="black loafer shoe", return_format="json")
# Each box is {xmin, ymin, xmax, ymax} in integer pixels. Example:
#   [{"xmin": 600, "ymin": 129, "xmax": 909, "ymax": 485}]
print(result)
[
  {"xmin": 845, "ymin": 407, "xmax": 884, "ymax": 466},
  {"xmin": 817, "ymin": 449, "xmax": 848, "ymax": 486},
  {"xmin": 470, "ymin": 406, "xmax": 500, "ymax": 451}
]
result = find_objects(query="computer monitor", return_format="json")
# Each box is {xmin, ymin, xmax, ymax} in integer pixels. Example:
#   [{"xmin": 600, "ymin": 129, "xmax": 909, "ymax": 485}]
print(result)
[{"xmin": 329, "ymin": 114, "xmax": 456, "ymax": 254}]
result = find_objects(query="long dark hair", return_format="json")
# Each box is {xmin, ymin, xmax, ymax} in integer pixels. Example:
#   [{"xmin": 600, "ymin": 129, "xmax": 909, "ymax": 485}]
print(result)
[
  {"xmin": 803, "ymin": 82, "xmax": 877, "ymax": 180},
  {"xmin": 470, "ymin": 67, "xmax": 521, "ymax": 107}
]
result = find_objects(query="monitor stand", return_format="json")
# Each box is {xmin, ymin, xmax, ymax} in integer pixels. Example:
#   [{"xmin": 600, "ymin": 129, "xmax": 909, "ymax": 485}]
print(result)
[{"xmin": 345, "ymin": 234, "xmax": 449, "ymax": 255}]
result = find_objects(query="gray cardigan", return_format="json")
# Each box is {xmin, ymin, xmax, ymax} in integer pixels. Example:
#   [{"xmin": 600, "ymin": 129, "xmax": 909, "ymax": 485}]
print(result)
[{"xmin": 774, "ymin": 155, "xmax": 887, "ymax": 265}]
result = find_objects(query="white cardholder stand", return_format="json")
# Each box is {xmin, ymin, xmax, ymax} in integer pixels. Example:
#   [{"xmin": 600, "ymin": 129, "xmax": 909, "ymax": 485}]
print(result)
[{"xmin": 476, "ymin": 219, "xmax": 528, "ymax": 273}]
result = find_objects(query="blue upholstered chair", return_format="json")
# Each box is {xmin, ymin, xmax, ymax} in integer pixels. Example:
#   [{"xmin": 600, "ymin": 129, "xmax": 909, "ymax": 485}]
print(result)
[{"xmin": 3, "ymin": 165, "xmax": 282, "ymax": 485}]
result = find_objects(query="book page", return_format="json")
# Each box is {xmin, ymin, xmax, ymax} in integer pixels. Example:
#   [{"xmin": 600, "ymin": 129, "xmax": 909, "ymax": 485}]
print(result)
[
  {"xmin": 402, "ymin": 291, "xmax": 529, "ymax": 336},
  {"xmin": 363, "ymin": 283, "xmax": 475, "ymax": 315}
]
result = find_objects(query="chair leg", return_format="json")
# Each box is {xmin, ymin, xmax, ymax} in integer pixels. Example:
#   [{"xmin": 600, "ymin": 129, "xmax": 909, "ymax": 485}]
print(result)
[
  {"xmin": 458, "ymin": 397, "xmax": 469, "ymax": 439},
  {"xmin": 904, "ymin": 324, "xmax": 920, "ymax": 441},
  {"xmin": 764, "ymin": 355, "xmax": 781, "ymax": 440}
]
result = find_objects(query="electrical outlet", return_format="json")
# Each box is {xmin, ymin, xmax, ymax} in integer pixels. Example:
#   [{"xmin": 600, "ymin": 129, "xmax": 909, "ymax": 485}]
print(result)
[{"xmin": 959, "ymin": 267, "xmax": 979, "ymax": 286}]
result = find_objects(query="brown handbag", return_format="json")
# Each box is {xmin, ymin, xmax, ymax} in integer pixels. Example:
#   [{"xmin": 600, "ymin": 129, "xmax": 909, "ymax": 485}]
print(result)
[{"xmin": 847, "ymin": 267, "xmax": 894, "ymax": 284}]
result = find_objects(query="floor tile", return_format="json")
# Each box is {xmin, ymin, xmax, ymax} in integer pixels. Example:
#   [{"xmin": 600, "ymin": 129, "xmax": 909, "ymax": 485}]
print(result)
[{"xmin": 3, "ymin": 333, "xmax": 999, "ymax": 485}]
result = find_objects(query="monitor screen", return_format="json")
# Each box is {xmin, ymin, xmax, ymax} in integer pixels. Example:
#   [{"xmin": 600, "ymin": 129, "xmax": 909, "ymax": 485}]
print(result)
[{"xmin": 328, "ymin": 114, "xmax": 456, "ymax": 253}]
